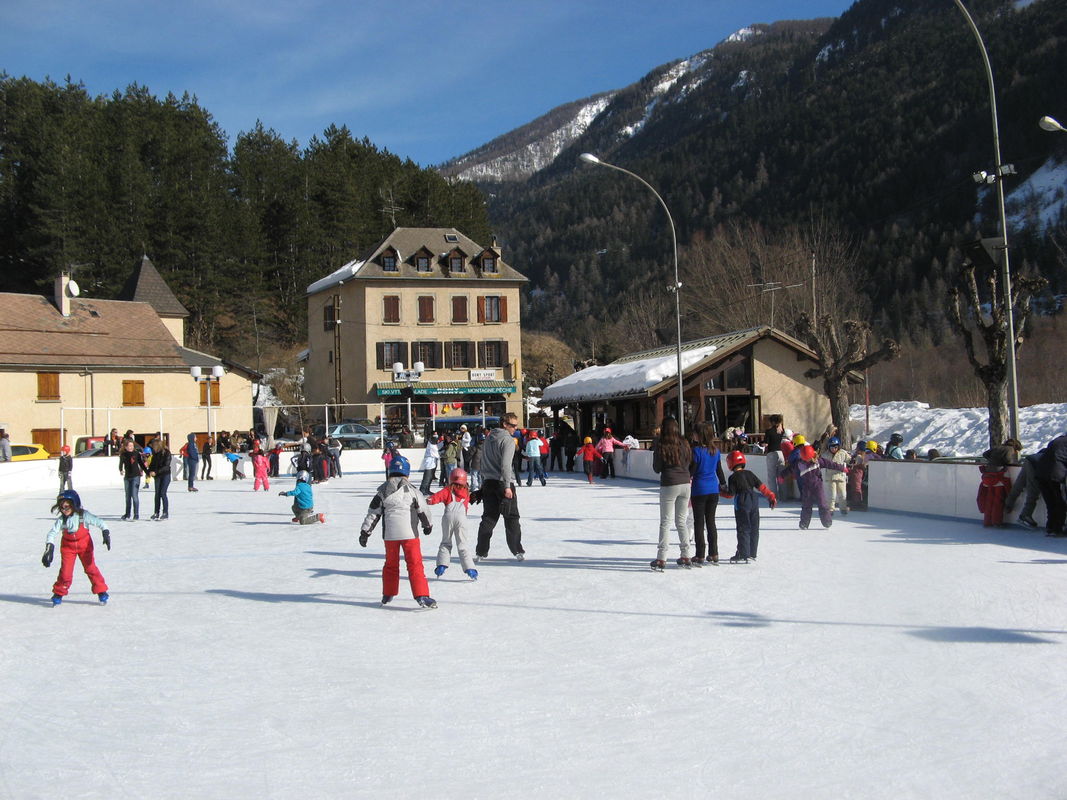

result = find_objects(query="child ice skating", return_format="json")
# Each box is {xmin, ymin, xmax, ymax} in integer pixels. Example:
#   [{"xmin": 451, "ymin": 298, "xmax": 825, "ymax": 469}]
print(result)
[
  {"xmin": 278, "ymin": 470, "xmax": 324, "ymax": 524},
  {"xmin": 824, "ymin": 437, "xmax": 850, "ymax": 515},
  {"xmin": 795, "ymin": 444, "xmax": 847, "ymax": 529},
  {"xmin": 226, "ymin": 450, "xmax": 245, "ymax": 480},
  {"xmin": 251, "ymin": 450, "xmax": 270, "ymax": 491},
  {"xmin": 721, "ymin": 451, "xmax": 776, "ymax": 563},
  {"xmin": 358, "ymin": 455, "xmax": 437, "ymax": 609},
  {"xmin": 57, "ymin": 445, "xmax": 73, "ymax": 492},
  {"xmin": 576, "ymin": 436, "xmax": 599, "ymax": 483},
  {"xmin": 41, "ymin": 490, "xmax": 111, "ymax": 605},
  {"xmin": 427, "ymin": 468, "xmax": 478, "ymax": 580}
]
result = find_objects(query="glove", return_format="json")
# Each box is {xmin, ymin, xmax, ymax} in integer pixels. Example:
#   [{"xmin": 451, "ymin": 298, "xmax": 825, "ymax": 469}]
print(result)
[
  {"xmin": 358, "ymin": 531, "xmax": 370, "ymax": 548},
  {"xmin": 102, "ymin": 530, "xmax": 111, "ymax": 551},
  {"xmin": 469, "ymin": 489, "xmax": 483, "ymax": 505},
  {"xmin": 769, "ymin": 495, "xmax": 778, "ymax": 510},
  {"xmin": 41, "ymin": 543, "xmax": 54, "ymax": 568},
  {"xmin": 278, "ymin": 491, "xmax": 286, "ymax": 496},
  {"xmin": 422, "ymin": 525, "xmax": 433, "ymax": 537}
]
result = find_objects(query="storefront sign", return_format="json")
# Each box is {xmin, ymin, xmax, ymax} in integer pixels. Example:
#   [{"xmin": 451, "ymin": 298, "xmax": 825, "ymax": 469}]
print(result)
[{"xmin": 469, "ymin": 369, "xmax": 496, "ymax": 380}]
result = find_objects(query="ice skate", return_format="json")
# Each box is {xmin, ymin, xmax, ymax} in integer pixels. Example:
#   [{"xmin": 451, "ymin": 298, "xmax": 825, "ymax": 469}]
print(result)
[
  {"xmin": 650, "ymin": 559, "xmax": 666, "ymax": 572},
  {"xmin": 51, "ymin": 594, "xmax": 62, "ymax": 606},
  {"xmin": 465, "ymin": 569, "xmax": 478, "ymax": 580},
  {"xmin": 676, "ymin": 557, "xmax": 692, "ymax": 569},
  {"xmin": 98, "ymin": 592, "xmax": 109, "ymax": 604},
  {"xmin": 381, "ymin": 595, "xmax": 394, "ymax": 605},
  {"xmin": 415, "ymin": 596, "xmax": 438, "ymax": 609},
  {"xmin": 434, "ymin": 565, "xmax": 447, "ymax": 577}
]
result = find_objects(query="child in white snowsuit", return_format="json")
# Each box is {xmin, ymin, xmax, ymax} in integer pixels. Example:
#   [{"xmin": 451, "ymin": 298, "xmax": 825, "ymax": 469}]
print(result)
[
  {"xmin": 42, "ymin": 489, "xmax": 111, "ymax": 605},
  {"xmin": 427, "ymin": 468, "xmax": 478, "ymax": 581},
  {"xmin": 824, "ymin": 437, "xmax": 850, "ymax": 515},
  {"xmin": 358, "ymin": 455, "xmax": 437, "ymax": 609}
]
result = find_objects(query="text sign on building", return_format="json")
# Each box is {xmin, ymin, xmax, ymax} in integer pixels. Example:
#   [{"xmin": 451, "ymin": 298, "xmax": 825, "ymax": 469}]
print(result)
[{"xmin": 469, "ymin": 369, "xmax": 496, "ymax": 381}]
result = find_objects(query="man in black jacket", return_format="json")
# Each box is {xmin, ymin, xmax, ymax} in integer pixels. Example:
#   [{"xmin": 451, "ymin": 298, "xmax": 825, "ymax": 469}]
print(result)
[{"xmin": 1035, "ymin": 435, "xmax": 1067, "ymax": 536}]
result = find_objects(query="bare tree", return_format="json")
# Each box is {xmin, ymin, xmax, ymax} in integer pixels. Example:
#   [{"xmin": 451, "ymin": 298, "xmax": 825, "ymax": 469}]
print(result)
[{"xmin": 947, "ymin": 261, "xmax": 1046, "ymax": 447}]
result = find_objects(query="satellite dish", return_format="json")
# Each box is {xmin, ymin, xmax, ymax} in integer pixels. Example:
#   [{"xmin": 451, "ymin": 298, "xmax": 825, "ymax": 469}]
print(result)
[{"xmin": 67, "ymin": 280, "xmax": 80, "ymax": 297}]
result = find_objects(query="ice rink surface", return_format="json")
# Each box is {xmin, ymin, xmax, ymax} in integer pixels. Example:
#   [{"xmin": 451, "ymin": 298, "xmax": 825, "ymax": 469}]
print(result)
[{"xmin": 2, "ymin": 469, "xmax": 1066, "ymax": 799}]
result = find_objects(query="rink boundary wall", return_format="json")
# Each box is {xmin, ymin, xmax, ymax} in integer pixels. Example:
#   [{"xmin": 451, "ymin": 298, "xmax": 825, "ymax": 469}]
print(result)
[{"xmin": 0, "ymin": 449, "xmax": 1041, "ymax": 526}]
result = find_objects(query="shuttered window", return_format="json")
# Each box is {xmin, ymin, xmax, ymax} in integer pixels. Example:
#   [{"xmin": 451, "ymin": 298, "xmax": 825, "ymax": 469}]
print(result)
[
  {"xmin": 199, "ymin": 381, "xmax": 221, "ymax": 406},
  {"xmin": 452, "ymin": 296, "xmax": 468, "ymax": 323},
  {"xmin": 477, "ymin": 296, "xmax": 507, "ymax": 323},
  {"xmin": 412, "ymin": 341, "xmax": 443, "ymax": 369},
  {"xmin": 446, "ymin": 341, "xmax": 475, "ymax": 369},
  {"xmin": 417, "ymin": 296, "xmax": 435, "ymax": 323},
  {"xmin": 122, "ymin": 380, "xmax": 146, "ymax": 407},
  {"xmin": 376, "ymin": 341, "xmax": 408, "ymax": 370},
  {"xmin": 36, "ymin": 372, "xmax": 60, "ymax": 401},
  {"xmin": 383, "ymin": 295, "xmax": 400, "ymax": 323}
]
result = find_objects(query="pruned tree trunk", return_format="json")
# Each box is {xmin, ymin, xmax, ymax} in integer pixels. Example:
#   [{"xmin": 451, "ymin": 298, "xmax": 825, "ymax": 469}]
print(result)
[
  {"xmin": 796, "ymin": 315, "xmax": 900, "ymax": 442},
  {"xmin": 946, "ymin": 262, "xmax": 1046, "ymax": 449}
]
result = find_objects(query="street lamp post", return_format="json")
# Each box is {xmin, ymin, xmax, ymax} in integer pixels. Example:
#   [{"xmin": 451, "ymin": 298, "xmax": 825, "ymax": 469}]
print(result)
[
  {"xmin": 953, "ymin": 0, "xmax": 1020, "ymax": 441},
  {"xmin": 393, "ymin": 361, "xmax": 424, "ymax": 433},
  {"xmin": 579, "ymin": 152, "xmax": 685, "ymax": 435},
  {"xmin": 1039, "ymin": 115, "xmax": 1066, "ymax": 134},
  {"xmin": 190, "ymin": 365, "xmax": 224, "ymax": 442}
]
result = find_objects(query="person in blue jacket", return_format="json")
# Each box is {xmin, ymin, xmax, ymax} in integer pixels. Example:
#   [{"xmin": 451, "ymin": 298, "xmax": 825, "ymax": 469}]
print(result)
[
  {"xmin": 279, "ymin": 470, "xmax": 324, "ymax": 524},
  {"xmin": 690, "ymin": 422, "xmax": 726, "ymax": 564}
]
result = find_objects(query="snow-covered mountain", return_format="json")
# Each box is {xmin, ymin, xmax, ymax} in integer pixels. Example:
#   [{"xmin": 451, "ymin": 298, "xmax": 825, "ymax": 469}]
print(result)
[{"xmin": 438, "ymin": 93, "xmax": 615, "ymax": 183}]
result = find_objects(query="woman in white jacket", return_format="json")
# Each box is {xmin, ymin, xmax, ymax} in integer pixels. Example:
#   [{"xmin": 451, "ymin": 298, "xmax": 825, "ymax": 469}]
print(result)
[{"xmin": 419, "ymin": 434, "xmax": 440, "ymax": 494}]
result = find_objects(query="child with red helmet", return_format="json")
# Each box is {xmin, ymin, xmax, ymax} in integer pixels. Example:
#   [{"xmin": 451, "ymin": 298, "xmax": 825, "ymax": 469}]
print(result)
[
  {"xmin": 427, "ymin": 468, "xmax": 478, "ymax": 580},
  {"xmin": 720, "ymin": 451, "xmax": 776, "ymax": 563},
  {"xmin": 796, "ymin": 444, "xmax": 847, "ymax": 529}
]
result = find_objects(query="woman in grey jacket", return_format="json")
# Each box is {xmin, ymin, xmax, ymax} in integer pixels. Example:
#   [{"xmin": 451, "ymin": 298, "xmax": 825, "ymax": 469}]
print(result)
[{"xmin": 652, "ymin": 418, "xmax": 693, "ymax": 571}]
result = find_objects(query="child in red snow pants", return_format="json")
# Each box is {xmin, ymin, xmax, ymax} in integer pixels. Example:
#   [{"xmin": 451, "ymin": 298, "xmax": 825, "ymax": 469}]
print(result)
[
  {"xmin": 53, "ymin": 524, "xmax": 108, "ymax": 597},
  {"xmin": 383, "ymin": 539, "xmax": 429, "ymax": 598},
  {"xmin": 977, "ymin": 466, "xmax": 1012, "ymax": 527}
]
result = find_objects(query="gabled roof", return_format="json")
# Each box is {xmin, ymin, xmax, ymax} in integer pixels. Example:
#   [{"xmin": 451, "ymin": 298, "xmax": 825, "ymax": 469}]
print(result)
[
  {"xmin": 0, "ymin": 293, "xmax": 188, "ymax": 369},
  {"xmin": 306, "ymin": 227, "xmax": 527, "ymax": 295},
  {"xmin": 541, "ymin": 326, "xmax": 824, "ymax": 406},
  {"xmin": 118, "ymin": 255, "xmax": 189, "ymax": 318}
]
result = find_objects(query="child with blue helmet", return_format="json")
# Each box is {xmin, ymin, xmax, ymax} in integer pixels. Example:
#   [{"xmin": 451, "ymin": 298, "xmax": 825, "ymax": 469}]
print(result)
[
  {"xmin": 42, "ymin": 489, "xmax": 112, "ymax": 605},
  {"xmin": 358, "ymin": 454, "xmax": 438, "ymax": 609}
]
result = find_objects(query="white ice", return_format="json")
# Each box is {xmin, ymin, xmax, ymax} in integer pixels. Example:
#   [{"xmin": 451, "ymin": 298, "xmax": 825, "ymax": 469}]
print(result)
[{"xmin": 2, "ymin": 462, "xmax": 1066, "ymax": 799}]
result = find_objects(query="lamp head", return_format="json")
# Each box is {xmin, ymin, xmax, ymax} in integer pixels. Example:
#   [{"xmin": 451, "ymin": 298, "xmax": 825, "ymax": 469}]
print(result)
[
  {"xmin": 190, "ymin": 366, "xmax": 202, "ymax": 379},
  {"xmin": 1039, "ymin": 115, "xmax": 1065, "ymax": 133},
  {"xmin": 579, "ymin": 153, "xmax": 601, "ymax": 165}
]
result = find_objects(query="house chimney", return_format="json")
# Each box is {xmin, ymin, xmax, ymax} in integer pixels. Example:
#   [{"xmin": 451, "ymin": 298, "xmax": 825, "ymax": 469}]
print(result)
[
  {"xmin": 491, "ymin": 236, "xmax": 502, "ymax": 259},
  {"xmin": 54, "ymin": 272, "xmax": 73, "ymax": 317}
]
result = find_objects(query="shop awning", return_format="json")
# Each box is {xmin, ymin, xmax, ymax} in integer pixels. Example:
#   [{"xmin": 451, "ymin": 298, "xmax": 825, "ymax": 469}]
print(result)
[{"xmin": 375, "ymin": 380, "xmax": 517, "ymax": 397}]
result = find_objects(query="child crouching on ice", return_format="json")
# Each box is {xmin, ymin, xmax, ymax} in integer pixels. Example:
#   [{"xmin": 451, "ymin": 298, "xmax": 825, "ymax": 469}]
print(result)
[
  {"xmin": 427, "ymin": 468, "xmax": 478, "ymax": 581},
  {"xmin": 42, "ymin": 489, "xmax": 112, "ymax": 605},
  {"xmin": 279, "ymin": 470, "xmax": 325, "ymax": 524},
  {"xmin": 796, "ymin": 444, "xmax": 847, "ymax": 529},
  {"xmin": 720, "ymin": 451, "xmax": 776, "ymax": 563},
  {"xmin": 358, "ymin": 455, "xmax": 437, "ymax": 609}
]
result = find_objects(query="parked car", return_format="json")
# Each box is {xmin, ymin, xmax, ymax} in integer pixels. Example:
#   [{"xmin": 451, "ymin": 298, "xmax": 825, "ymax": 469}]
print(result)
[
  {"xmin": 74, "ymin": 443, "xmax": 109, "ymax": 457},
  {"xmin": 10, "ymin": 443, "xmax": 50, "ymax": 461},
  {"xmin": 314, "ymin": 422, "xmax": 382, "ymax": 449}
]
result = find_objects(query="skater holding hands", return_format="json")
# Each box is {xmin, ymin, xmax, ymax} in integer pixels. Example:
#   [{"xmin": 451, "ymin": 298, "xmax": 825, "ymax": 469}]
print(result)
[
  {"xmin": 42, "ymin": 490, "xmax": 111, "ymax": 605},
  {"xmin": 721, "ymin": 451, "xmax": 776, "ymax": 563},
  {"xmin": 796, "ymin": 444, "xmax": 846, "ymax": 529},
  {"xmin": 358, "ymin": 455, "xmax": 437, "ymax": 609},
  {"xmin": 427, "ymin": 468, "xmax": 478, "ymax": 581},
  {"xmin": 576, "ymin": 436, "xmax": 599, "ymax": 483}
]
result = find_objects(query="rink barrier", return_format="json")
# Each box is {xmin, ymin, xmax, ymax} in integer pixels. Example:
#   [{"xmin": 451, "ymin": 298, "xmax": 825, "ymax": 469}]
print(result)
[{"xmin": 0, "ymin": 449, "xmax": 1043, "ymax": 526}]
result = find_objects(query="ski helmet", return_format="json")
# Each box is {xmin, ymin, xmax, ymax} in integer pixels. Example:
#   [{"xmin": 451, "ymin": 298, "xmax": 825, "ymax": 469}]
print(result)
[
  {"xmin": 583, "ymin": 437, "xmax": 592, "ymax": 444},
  {"xmin": 800, "ymin": 444, "xmax": 817, "ymax": 461},
  {"xmin": 61, "ymin": 444, "xmax": 71, "ymax": 454},
  {"xmin": 792, "ymin": 434, "xmax": 807, "ymax": 445},
  {"xmin": 296, "ymin": 470, "xmax": 310, "ymax": 482},
  {"xmin": 58, "ymin": 489, "xmax": 82, "ymax": 509},
  {"xmin": 867, "ymin": 440, "xmax": 879, "ymax": 452},
  {"xmin": 726, "ymin": 450, "xmax": 746, "ymax": 470},
  {"xmin": 828, "ymin": 437, "xmax": 841, "ymax": 447},
  {"xmin": 388, "ymin": 454, "xmax": 411, "ymax": 477},
  {"xmin": 449, "ymin": 468, "xmax": 468, "ymax": 486}
]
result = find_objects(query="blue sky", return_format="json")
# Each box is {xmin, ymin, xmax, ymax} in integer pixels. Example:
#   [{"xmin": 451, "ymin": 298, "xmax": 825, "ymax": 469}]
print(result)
[{"xmin": 2, "ymin": 0, "xmax": 856, "ymax": 166}]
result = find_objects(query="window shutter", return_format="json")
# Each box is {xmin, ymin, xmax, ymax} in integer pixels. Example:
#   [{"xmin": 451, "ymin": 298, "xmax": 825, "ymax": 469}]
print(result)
[
  {"xmin": 418, "ymin": 296, "xmax": 434, "ymax": 323},
  {"xmin": 500, "ymin": 296, "xmax": 508, "ymax": 323},
  {"xmin": 433, "ymin": 341, "xmax": 443, "ymax": 368},
  {"xmin": 444, "ymin": 341, "xmax": 453, "ymax": 369},
  {"xmin": 122, "ymin": 380, "xmax": 145, "ymax": 407},
  {"xmin": 376, "ymin": 342, "xmax": 386, "ymax": 369},
  {"xmin": 400, "ymin": 342, "xmax": 409, "ymax": 367},
  {"xmin": 200, "ymin": 382, "xmax": 220, "ymax": 406},
  {"xmin": 452, "ymin": 296, "xmax": 468, "ymax": 323},
  {"xmin": 36, "ymin": 372, "xmax": 60, "ymax": 401},
  {"xmin": 477, "ymin": 341, "xmax": 487, "ymax": 368},
  {"xmin": 383, "ymin": 296, "xmax": 400, "ymax": 323},
  {"xmin": 502, "ymin": 341, "xmax": 510, "ymax": 366},
  {"xmin": 476, "ymin": 296, "xmax": 486, "ymax": 323},
  {"xmin": 467, "ymin": 341, "xmax": 476, "ymax": 368}
]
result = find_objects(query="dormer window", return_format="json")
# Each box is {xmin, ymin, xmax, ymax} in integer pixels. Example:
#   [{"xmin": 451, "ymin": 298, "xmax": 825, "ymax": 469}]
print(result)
[
  {"xmin": 381, "ymin": 249, "xmax": 399, "ymax": 272},
  {"xmin": 448, "ymin": 250, "xmax": 466, "ymax": 273},
  {"xmin": 482, "ymin": 255, "xmax": 497, "ymax": 274},
  {"xmin": 416, "ymin": 256, "xmax": 431, "ymax": 272}
]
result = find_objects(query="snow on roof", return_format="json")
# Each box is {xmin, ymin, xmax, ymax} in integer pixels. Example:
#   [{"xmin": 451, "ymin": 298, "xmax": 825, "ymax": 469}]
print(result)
[
  {"xmin": 306, "ymin": 258, "xmax": 365, "ymax": 295},
  {"xmin": 542, "ymin": 344, "xmax": 718, "ymax": 405}
]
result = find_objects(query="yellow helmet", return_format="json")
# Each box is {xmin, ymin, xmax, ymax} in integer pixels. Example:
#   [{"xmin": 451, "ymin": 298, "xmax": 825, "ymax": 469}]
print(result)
[
  {"xmin": 583, "ymin": 437, "xmax": 592, "ymax": 444},
  {"xmin": 792, "ymin": 434, "xmax": 806, "ymax": 445},
  {"xmin": 867, "ymin": 440, "xmax": 879, "ymax": 452}
]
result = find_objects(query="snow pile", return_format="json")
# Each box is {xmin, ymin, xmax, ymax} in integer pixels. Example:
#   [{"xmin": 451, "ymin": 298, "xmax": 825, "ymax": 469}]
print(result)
[{"xmin": 850, "ymin": 400, "xmax": 1067, "ymax": 456}]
